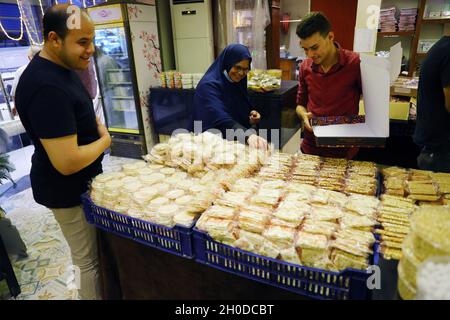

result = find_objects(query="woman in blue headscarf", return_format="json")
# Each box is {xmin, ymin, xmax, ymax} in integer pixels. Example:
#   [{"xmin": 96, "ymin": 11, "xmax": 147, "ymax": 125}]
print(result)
[{"xmin": 193, "ymin": 44, "xmax": 268, "ymax": 150}]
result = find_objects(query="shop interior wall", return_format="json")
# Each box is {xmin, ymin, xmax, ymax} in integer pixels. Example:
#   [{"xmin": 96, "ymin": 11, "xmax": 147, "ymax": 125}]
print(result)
[
  {"xmin": 212, "ymin": 0, "xmax": 228, "ymax": 58},
  {"xmin": 279, "ymin": 0, "xmax": 310, "ymax": 58},
  {"xmin": 156, "ymin": 0, "xmax": 176, "ymax": 71},
  {"xmin": 310, "ymin": 0, "xmax": 359, "ymax": 50}
]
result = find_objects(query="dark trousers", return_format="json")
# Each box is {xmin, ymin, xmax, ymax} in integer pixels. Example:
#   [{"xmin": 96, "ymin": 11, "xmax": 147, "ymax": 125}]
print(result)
[{"xmin": 417, "ymin": 149, "xmax": 450, "ymax": 173}]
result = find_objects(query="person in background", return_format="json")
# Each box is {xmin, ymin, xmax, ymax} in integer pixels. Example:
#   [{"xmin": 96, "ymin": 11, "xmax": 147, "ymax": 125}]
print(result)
[
  {"xmin": 295, "ymin": 12, "xmax": 362, "ymax": 159},
  {"xmin": 15, "ymin": 4, "xmax": 111, "ymax": 299},
  {"xmin": 75, "ymin": 57, "xmax": 105, "ymax": 125},
  {"xmin": 95, "ymin": 46, "xmax": 121, "ymax": 126},
  {"xmin": 10, "ymin": 45, "xmax": 42, "ymax": 115},
  {"xmin": 193, "ymin": 44, "xmax": 268, "ymax": 150},
  {"xmin": 75, "ymin": 57, "xmax": 97, "ymax": 99},
  {"xmin": 413, "ymin": 34, "xmax": 450, "ymax": 173}
]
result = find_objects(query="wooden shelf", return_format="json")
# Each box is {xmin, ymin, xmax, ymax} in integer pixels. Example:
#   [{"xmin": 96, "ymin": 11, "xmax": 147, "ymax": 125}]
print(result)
[
  {"xmin": 422, "ymin": 18, "xmax": 450, "ymax": 24},
  {"xmin": 378, "ymin": 31, "xmax": 415, "ymax": 37},
  {"xmin": 375, "ymin": 0, "xmax": 448, "ymax": 77}
]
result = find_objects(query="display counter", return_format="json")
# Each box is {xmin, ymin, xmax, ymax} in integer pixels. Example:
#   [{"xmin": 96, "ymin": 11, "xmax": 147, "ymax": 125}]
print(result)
[
  {"xmin": 97, "ymin": 230, "xmax": 398, "ymax": 300},
  {"xmin": 248, "ymin": 80, "xmax": 300, "ymax": 149},
  {"xmin": 98, "ymin": 230, "xmax": 307, "ymax": 300},
  {"xmin": 87, "ymin": 120, "xmax": 450, "ymax": 301},
  {"xmin": 150, "ymin": 80, "xmax": 300, "ymax": 149},
  {"xmin": 89, "ymin": 135, "xmax": 421, "ymax": 301}
]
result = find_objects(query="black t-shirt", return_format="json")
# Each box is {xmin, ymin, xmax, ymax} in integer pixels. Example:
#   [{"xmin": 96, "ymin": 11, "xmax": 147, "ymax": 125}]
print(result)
[
  {"xmin": 413, "ymin": 36, "xmax": 450, "ymax": 151},
  {"xmin": 15, "ymin": 55, "xmax": 103, "ymax": 208}
]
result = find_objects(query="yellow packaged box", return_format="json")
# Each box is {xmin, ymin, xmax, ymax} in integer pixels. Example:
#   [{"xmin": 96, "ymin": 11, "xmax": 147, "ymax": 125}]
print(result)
[
  {"xmin": 359, "ymin": 100, "xmax": 410, "ymax": 120},
  {"xmin": 389, "ymin": 101, "xmax": 410, "ymax": 121}
]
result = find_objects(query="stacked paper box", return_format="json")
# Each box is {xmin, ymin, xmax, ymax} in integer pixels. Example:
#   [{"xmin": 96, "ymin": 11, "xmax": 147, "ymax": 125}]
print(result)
[
  {"xmin": 399, "ymin": 8, "xmax": 417, "ymax": 32},
  {"xmin": 379, "ymin": 7, "xmax": 398, "ymax": 32}
]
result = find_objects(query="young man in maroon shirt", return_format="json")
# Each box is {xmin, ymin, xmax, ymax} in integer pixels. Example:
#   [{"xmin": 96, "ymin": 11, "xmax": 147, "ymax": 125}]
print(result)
[{"xmin": 296, "ymin": 12, "xmax": 362, "ymax": 159}]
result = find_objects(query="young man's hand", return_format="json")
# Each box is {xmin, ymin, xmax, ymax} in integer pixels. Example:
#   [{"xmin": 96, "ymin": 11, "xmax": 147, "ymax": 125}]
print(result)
[
  {"xmin": 296, "ymin": 105, "xmax": 313, "ymax": 132},
  {"xmin": 96, "ymin": 117, "xmax": 111, "ymax": 147},
  {"xmin": 249, "ymin": 110, "xmax": 261, "ymax": 125}
]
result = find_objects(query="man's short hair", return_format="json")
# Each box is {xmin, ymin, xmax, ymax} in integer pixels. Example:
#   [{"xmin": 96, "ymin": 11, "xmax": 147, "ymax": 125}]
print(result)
[
  {"xmin": 296, "ymin": 12, "xmax": 331, "ymax": 39},
  {"xmin": 43, "ymin": 5, "xmax": 71, "ymax": 41}
]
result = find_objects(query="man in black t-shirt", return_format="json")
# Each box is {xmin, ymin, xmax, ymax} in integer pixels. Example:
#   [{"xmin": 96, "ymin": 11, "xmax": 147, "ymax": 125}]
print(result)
[
  {"xmin": 413, "ymin": 35, "xmax": 450, "ymax": 173},
  {"xmin": 15, "ymin": 4, "xmax": 111, "ymax": 299}
]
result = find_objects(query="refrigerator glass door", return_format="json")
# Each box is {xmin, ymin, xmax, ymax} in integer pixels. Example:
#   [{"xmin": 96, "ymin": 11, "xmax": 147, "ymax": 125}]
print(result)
[
  {"xmin": 94, "ymin": 26, "xmax": 139, "ymax": 133},
  {"xmin": 0, "ymin": 73, "xmax": 14, "ymax": 121}
]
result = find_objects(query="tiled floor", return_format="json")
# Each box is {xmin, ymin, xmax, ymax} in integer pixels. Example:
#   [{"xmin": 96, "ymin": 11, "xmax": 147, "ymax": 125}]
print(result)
[
  {"xmin": 2, "ymin": 203, "xmax": 79, "ymax": 300},
  {"xmin": 0, "ymin": 150, "xmax": 135, "ymax": 300}
]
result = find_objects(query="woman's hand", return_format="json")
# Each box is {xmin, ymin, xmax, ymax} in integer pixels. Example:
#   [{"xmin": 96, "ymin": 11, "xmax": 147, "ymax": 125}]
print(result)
[
  {"xmin": 247, "ymin": 134, "xmax": 268, "ymax": 150},
  {"xmin": 249, "ymin": 110, "xmax": 261, "ymax": 125}
]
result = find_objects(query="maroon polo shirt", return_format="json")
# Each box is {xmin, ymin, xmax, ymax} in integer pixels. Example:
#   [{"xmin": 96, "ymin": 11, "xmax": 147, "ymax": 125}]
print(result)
[{"xmin": 297, "ymin": 43, "xmax": 362, "ymax": 159}]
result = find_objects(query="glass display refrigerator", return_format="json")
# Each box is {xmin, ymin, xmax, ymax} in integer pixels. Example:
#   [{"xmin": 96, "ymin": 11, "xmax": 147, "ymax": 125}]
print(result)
[
  {"xmin": 88, "ymin": 1, "xmax": 162, "ymax": 159},
  {"xmin": 0, "ymin": 74, "xmax": 13, "ymax": 122},
  {"xmin": 0, "ymin": 47, "xmax": 31, "ymax": 152},
  {"xmin": 0, "ymin": 47, "xmax": 26, "ymax": 122}
]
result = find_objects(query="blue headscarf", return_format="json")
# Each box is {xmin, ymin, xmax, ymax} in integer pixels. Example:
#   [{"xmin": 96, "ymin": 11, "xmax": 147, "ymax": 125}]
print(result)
[{"xmin": 193, "ymin": 44, "xmax": 252, "ymax": 135}]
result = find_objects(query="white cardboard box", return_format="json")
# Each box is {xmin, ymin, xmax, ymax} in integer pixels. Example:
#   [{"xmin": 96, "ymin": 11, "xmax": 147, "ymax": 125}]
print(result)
[{"xmin": 312, "ymin": 43, "xmax": 402, "ymax": 147}]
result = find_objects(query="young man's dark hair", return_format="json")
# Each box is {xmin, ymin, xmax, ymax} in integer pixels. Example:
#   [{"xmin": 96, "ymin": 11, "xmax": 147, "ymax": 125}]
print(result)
[
  {"xmin": 43, "ymin": 5, "xmax": 71, "ymax": 40},
  {"xmin": 296, "ymin": 12, "xmax": 331, "ymax": 39}
]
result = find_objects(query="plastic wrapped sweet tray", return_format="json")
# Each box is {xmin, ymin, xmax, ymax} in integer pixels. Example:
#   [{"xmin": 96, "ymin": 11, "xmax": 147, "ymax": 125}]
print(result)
[
  {"xmin": 400, "ymin": 235, "xmax": 421, "ymax": 287},
  {"xmin": 193, "ymin": 228, "xmax": 380, "ymax": 300},
  {"xmin": 397, "ymin": 261, "xmax": 416, "ymax": 300},
  {"xmin": 81, "ymin": 193, "xmax": 194, "ymax": 258}
]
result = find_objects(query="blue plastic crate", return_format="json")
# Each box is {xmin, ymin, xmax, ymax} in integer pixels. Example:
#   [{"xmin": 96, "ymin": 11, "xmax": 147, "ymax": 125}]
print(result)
[
  {"xmin": 81, "ymin": 193, "xmax": 194, "ymax": 258},
  {"xmin": 193, "ymin": 228, "xmax": 379, "ymax": 300},
  {"xmin": 130, "ymin": 217, "xmax": 194, "ymax": 258}
]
